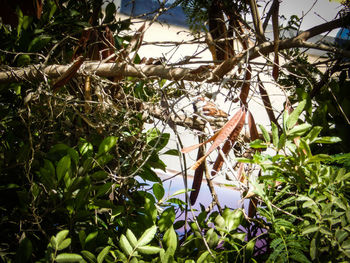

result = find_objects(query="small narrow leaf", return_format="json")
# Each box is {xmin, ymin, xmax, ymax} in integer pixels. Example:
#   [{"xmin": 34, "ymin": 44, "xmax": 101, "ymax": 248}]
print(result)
[
  {"xmin": 259, "ymin": 125, "xmax": 270, "ymax": 143},
  {"xmin": 271, "ymin": 122, "xmax": 279, "ymax": 148},
  {"xmin": 312, "ymin": 136, "xmax": 341, "ymax": 144},
  {"xmin": 286, "ymin": 100, "xmax": 306, "ymax": 130}
]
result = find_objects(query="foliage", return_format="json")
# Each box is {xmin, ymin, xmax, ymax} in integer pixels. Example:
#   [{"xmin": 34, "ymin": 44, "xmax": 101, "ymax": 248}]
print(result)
[
  {"xmin": 239, "ymin": 101, "xmax": 350, "ymax": 262},
  {"xmin": 1, "ymin": 0, "xmax": 350, "ymax": 262}
]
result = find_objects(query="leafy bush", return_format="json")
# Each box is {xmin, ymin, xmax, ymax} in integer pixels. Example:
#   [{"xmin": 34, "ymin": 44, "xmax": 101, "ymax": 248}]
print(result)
[{"xmin": 240, "ymin": 101, "xmax": 350, "ymax": 262}]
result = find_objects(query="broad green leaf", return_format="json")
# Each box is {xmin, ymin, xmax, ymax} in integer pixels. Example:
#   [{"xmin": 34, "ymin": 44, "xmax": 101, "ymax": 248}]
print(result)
[
  {"xmin": 56, "ymin": 155, "xmax": 71, "ymax": 182},
  {"xmin": 85, "ymin": 231, "xmax": 98, "ymax": 246},
  {"xmin": 164, "ymin": 226, "xmax": 177, "ymax": 251},
  {"xmin": 120, "ymin": 234, "xmax": 133, "ymax": 256},
  {"xmin": 58, "ymin": 238, "xmax": 71, "ymax": 251},
  {"xmin": 81, "ymin": 250, "xmax": 97, "ymax": 263},
  {"xmin": 271, "ymin": 122, "xmax": 279, "ymax": 148},
  {"xmin": 55, "ymin": 253, "xmax": 84, "ymax": 262},
  {"xmin": 51, "ymin": 236, "xmax": 58, "ymax": 249},
  {"xmin": 126, "ymin": 229, "xmax": 138, "ymax": 247},
  {"xmin": 286, "ymin": 100, "xmax": 306, "ymax": 130},
  {"xmin": 28, "ymin": 35, "xmax": 52, "ymax": 52},
  {"xmin": 245, "ymin": 239, "xmax": 256, "ymax": 261},
  {"xmin": 137, "ymin": 246, "xmax": 162, "ymax": 254},
  {"xmin": 158, "ymin": 207, "xmax": 175, "ymax": 232},
  {"xmin": 97, "ymin": 136, "xmax": 117, "ymax": 155},
  {"xmin": 259, "ymin": 125, "xmax": 270, "ymax": 143},
  {"xmin": 287, "ymin": 123, "xmax": 312, "ymax": 137},
  {"xmin": 222, "ymin": 208, "xmax": 243, "ymax": 232},
  {"xmin": 153, "ymin": 183, "xmax": 165, "ymax": 201},
  {"xmin": 197, "ymin": 251, "xmax": 210, "ymax": 263},
  {"xmin": 137, "ymin": 225, "xmax": 157, "ymax": 247},
  {"xmin": 147, "ymin": 129, "xmax": 170, "ymax": 151},
  {"xmin": 56, "ymin": 230, "xmax": 69, "ymax": 246},
  {"xmin": 97, "ymin": 246, "xmax": 111, "ymax": 263},
  {"xmin": 15, "ymin": 237, "xmax": 32, "ymax": 263}
]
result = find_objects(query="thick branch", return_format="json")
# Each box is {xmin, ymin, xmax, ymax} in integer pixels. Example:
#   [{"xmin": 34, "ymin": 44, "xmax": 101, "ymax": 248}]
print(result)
[
  {"xmin": 0, "ymin": 62, "xmax": 211, "ymax": 84},
  {"xmin": 1, "ymin": 14, "xmax": 349, "ymax": 85}
]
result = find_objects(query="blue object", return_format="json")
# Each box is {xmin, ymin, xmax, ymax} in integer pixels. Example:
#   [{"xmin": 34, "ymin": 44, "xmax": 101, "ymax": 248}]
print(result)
[
  {"xmin": 335, "ymin": 27, "xmax": 350, "ymax": 47},
  {"xmin": 120, "ymin": 0, "xmax": 188, "ymax": 28}
]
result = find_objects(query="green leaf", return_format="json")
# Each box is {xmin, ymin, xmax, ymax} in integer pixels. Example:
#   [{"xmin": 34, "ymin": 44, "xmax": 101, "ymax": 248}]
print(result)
[
  {"xmin": 164, "ymin": 226, "xmax": 178, "ymax": 251},
  {"xmin": 259, "ymin": 125, "xmax": 270, "ymax": 143},
  {"xmin": 139, "ymin": 166, "xmax": 161, "ymax": 182},
  {"xmin": 137, "ymin": 246, "xmax": 162, "ymax": 254},
  {"xmin": 146, "ymin": 129, "xmax": 170, "ymax": 151},
  {"xmin": 15, "ymin": 237, "xmax": 32, "ymax": 263},
  {"xmin": 119, "ymin": 234, "xmax": 133, "ymax": 256},
  {"xmin": 56, "ymin": 155, "xmax": 71, "ymax": 182},
  {"xmin": 245, "ymin": 239, "xmax": 256, "ymax": 261},
  {"xmin": 283, "ymin": 110, "xmax": 289, "ymax": 132},
  {"xmin": 56, "ymin": 230, "xmax": 69, "ymax": 246},
  {"xmin": 287, "ymin": 123, "xmax": 312, "ymax": 137},
  {"xmin": 162, "ymin": 149, "xmax": 180, "ymax": 156},
  {"xmin": 55, "ymin": 253, "xmax": 84, "ymax": 262},
  {"xmin": 197, "ymin": 251, "xmax": 210, "ymax": 263},
  {"xmin": 97, "ymin": 136, "xmax": 117, "ymax": 156},
  {"xmin": 28, "ymin": 35, "xmax": 52, "ymax": 52},
  {"xmin": 222, "ymin": 208, "xmax": 243, "ymax": 232},
  {"xmin": 79, "ymin": 139, "xmax": 93, "ymax": 156},
  {"xmin": 137, "ymin": 225, "xmax": 157, "ymax": 246},
  {"xmin": 153, "ymin": 183, "xmax": 165, "ymax": 201},
  {"xmin": 249, "ymin": 139, "xmax": 267, "ymax": 149},
  {"xmin": 335, "ymin": 171, "xmax": 350, "ymax": 183},
  {"xmin": 304, "ymin": 126, "xmax": 323, "ymax": 143},
  {"xmin": 312, "ymin": 136, "xmax": 341, "ymax": 144},
  {"xmin": 81, "ymin": 250, "xmax": 97, "ymax": 263},
  {"xmin": 97, "ymin": 246, "xmax": 111, "ymax": 263},
  {"xmin": 310, "ymin": 235, "xmax": 318, "ymax": 260},
  {"xmin": 126, "ymin": 229, "xmax": 138, "ymax": 247},
  {"xmin": 302, "ymin": 225, "xmax": 319, "ymax": 235},
  {"xmin": 271, "ymin": 122, "xmax": 279, "ymax": 148},
  {"xmin": 58, "ymin": 238, "xmax": 71, "ymax": 251},
  {"xmin": 104, "ymin": 3, "xmax": 116, "ymax": 23},
  {"xmin": 286, "ymin": 100, "xmax": 306, "ymax": 130},
  {"xmin": 158, "ymin": 207, "xmax": 175, "ymax": 232},
  {"xmin": 278, "ymin": 133, "xmax": 286, "ymax": 150}
]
